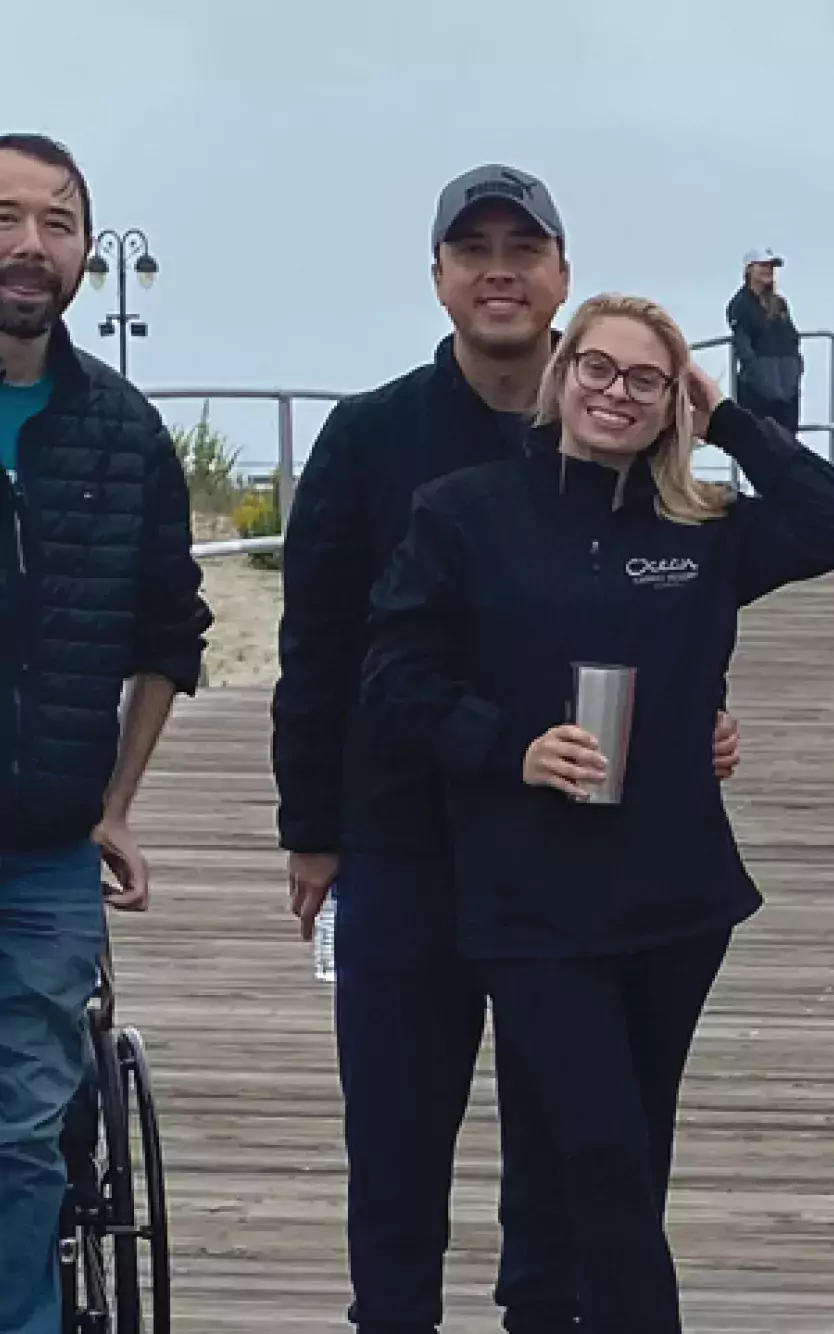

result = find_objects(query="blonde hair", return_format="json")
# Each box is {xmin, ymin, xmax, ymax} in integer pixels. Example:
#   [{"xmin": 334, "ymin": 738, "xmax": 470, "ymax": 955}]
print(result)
[{"xmin": 537, "ymin": 294, "xmax": 732, "ymax": 525}]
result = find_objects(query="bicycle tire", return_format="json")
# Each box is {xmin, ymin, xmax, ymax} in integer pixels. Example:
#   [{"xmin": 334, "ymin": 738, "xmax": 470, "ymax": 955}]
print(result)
[
  {"xmin": 118, "ymin": 1027, "xmax": 172, "ymax": 1334},
  {"xmin": 93, "ymin": 1021, "xmax": 141, "ymax": 1334}
]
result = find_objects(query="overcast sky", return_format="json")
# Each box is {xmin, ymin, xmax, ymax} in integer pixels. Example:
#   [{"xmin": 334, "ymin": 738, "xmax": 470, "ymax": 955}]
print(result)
[{"xmin": 4, "ymin": 0, "xmax": 834, "ymax": 472}]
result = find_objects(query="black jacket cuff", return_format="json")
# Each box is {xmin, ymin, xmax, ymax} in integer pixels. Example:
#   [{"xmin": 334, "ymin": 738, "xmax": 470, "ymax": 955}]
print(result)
[
  {"xmin": 134, "ymin": 652, "xmax": 203, "ymax": 697},
  {"xmin": 706, "ymin": 398, "xmax": 799, "ymax": 492},
  {"xmin": 481, "ymin": 718, "xmax": 536, "ymax": 783},
  {"xmin": 278, "ymin": 818, "xmax": 340, "ymax": 855}
]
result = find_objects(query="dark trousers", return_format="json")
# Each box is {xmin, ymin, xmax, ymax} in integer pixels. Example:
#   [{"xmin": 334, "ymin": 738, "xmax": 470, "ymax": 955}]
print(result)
[
  {"xmin": 480, "ymin": 929, "xmax": 730, "ymax": 1334},
  {"xmin": 736, "ymin": 382, "xmax": 800, "ymax": 434},
  {"xmin": 335, "ymin": 853, "xmax": 578, "ymax": 1334}
]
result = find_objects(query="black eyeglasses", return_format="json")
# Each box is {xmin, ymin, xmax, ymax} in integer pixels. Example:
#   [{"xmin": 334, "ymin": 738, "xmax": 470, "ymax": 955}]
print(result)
[{"xmin": 573, "ymin": 349, "xmax": 675, "ymax": 405}]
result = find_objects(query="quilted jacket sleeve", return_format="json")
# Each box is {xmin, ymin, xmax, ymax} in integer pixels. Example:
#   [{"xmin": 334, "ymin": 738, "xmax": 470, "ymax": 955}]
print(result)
[
  {"xmin": 361, "ymin": 486, "xmax": 532, "ymax": 781},
  {"xmin": 135, "ymin": 419, "xmax": 213, "ymax": 694},
  {"xmin": 272, "ymin": 402, "xmax": 369, "ymax": 852},
  {"xmin": 707, "ymin": 400, "xmax": 834, "ymax": 606}
]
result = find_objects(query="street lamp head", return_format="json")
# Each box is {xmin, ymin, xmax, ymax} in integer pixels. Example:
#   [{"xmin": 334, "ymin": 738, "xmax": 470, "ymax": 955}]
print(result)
[
  {"xmin": 135, "ymin": 252, "xmax": 159, "ymax": 290},
  {"xmin": 87, "ymin": 253, "xmax": 109, "ymax": 291}
]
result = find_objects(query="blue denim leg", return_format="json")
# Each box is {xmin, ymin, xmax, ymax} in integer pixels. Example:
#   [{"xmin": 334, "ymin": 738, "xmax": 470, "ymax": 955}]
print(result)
[{"xmin": 0, "ymin": 842, "xmax": 103, "ymax": 1334}]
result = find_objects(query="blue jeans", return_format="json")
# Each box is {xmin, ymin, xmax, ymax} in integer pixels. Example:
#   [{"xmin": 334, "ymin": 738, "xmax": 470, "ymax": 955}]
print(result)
[
  {"xmin": 0, "ymin": 842, "xmax": 104, "ymax": 1334},
  {"xmin": 335, "ymin": 853, "xmax": 578, "ymax": 1334}
]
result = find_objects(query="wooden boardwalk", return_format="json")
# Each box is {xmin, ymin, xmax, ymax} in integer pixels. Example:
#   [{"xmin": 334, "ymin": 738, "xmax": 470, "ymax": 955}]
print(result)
[{"xmin": 112, "ymin": 575, "xmax": 834, "ymax": 1333}]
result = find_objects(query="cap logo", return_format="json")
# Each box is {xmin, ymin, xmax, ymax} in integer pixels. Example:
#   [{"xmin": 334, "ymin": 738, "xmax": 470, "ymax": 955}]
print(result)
[{"xmin": 465, "ymin": 171, "xmax": 535, "ymax": 206}]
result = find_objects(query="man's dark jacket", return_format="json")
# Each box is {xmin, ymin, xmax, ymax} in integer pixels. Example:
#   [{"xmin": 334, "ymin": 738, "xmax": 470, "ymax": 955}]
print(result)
[
  {"xmin": 0, "ymin": 322, "xmax": 212, "ymax": 851},
  {"xmin": 273, "ymin": 336, "xmax": 531, "ymax": 856}
]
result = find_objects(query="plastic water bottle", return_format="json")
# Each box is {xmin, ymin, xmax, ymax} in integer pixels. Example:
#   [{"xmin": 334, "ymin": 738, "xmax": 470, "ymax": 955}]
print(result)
[{"xmin": 313, "ymin": 886, "xmax": 337, "ymax": 983}]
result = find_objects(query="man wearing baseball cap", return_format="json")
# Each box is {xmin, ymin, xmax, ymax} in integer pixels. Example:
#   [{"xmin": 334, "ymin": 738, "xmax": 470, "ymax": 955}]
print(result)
[
  {"xmin": 430, "ymin": 164, "xmax": 565, "ymax": 249},
  {"xmin": 273, "ymin": 164, "xmax": 741, "ymax": 1334},
  {"xmin": 727, "ymin": 247, "xmax": 803, "ymax": 432}
]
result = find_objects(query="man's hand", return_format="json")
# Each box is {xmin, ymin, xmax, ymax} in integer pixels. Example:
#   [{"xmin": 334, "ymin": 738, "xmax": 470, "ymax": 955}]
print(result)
[
  {"xmin": 523, "ymin": 725, "xmax": 607, "ymax": 800},
  {"xmin": 288, "ymin": 852, "xmax": 339, "ymax": 942},
  {"xmin": 92, "ymin": 813, "xmax": 150, "ymax": 911},
  {"xmin": 713, "ymin": 711, "xmax": 741, "ymax": 782}
]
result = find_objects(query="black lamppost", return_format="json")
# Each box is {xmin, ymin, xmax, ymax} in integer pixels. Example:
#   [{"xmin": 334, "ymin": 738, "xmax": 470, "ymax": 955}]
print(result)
[{"xmin": 86, "ymin": 229, "xmax": 159, "ymax": 377}]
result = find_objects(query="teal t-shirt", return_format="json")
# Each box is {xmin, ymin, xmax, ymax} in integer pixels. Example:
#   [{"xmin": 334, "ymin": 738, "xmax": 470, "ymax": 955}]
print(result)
[{"xmin": 0, "ymin": 378, "xmax": 53, "ymax": 482}]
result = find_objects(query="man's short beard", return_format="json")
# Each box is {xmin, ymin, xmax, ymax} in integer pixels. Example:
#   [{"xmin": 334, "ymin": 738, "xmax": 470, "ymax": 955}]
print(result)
[
  {"xmin": 0, "ymin": 258, "xmax": 80, "ymax": 342},
  {"xmin": 0, "ymin": 292, "xmax": 62, "ymax": 341}
]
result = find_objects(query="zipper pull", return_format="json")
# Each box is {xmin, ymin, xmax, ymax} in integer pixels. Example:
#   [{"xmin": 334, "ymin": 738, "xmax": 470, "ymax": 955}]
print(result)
[
  {"xmin": 590, "ymin": 539, "xmax": 601, "ymax": 572},
  {"xmin": 11, "ymin": 483, "xmax": 26, "ymax": 577}
]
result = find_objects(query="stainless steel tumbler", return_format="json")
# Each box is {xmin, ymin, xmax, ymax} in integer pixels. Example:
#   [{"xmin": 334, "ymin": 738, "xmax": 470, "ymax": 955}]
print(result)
[{"xmin": 572, "ymin": 663, "xmax": 637, "ymax": 805}]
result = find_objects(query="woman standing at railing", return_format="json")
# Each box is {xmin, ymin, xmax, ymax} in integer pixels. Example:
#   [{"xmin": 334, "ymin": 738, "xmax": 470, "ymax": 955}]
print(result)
[
  {"xmin": 727, "ymin": 247, "xmax": 803, "ymax": 433},
  {"xmin": 360, "ymin": 293, "xmax": 834, "ymax": 1333}
]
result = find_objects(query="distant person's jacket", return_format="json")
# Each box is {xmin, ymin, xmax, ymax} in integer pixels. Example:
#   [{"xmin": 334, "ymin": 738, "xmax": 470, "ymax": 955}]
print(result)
[
  {"xmin": 360, "ymin": 403, "xmax": 834, "ymax": 959},
  {"xmin": 0, "ymin": 322, "xmax": 212, "ymax": 852},
  {"xmin": 273, "ymin": 336, "xmax": 547, "ymax": 857},
  {"xmin": 727, "ymin": 285, "xmax": 802, "ymax": 403}
]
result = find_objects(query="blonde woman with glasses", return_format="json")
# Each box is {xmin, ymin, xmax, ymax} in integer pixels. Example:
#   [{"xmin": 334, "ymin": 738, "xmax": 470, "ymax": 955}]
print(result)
[{"xmin": 360, "ymin": 293, "xmax": 834, "ymax": 1333}]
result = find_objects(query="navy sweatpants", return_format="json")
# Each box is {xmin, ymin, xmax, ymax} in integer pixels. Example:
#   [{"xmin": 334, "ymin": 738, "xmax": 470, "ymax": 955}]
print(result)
[
  {"xmin": 480, "ymin": 929, "xmax": 731, "ymax": 1334},
  {"xmin": 335, "ymin": 853, "xmax": 578, "ymax": 1334}
]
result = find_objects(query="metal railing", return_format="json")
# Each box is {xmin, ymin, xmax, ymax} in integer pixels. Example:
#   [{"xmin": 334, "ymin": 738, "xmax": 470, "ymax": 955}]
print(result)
[
  {"xmin": 147, "ymin": 387, "xmax": 341, "ymax": 534},
  {"xmin": 153, "ymin": 328, "xmax": 834, "ymax": 558},
  {"xmin": 693, "ymin": 328, "xmax": 834, "ymax": 443},
  {"xmin": 192, "ymin": 533, "xmax": 283, "ymax": 560},
  {"xmin": 690, "ymin": 330, "xmax": 834, "ymax": 490}
]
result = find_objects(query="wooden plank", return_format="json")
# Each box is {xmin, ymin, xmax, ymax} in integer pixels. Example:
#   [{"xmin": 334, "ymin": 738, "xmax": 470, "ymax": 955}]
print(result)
[{"xmin": 111, "ymin": 573, "xmax": 834, "ymax": 1332}]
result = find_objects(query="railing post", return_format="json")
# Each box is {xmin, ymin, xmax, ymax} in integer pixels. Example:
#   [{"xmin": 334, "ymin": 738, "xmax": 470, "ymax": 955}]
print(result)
[
  {"xmin": 277, "ymin": 394, "xmax": 295, "ymax": 533},
  {"xmin": 727, "ymin": 340, "xmax": 741, "ymax": 490},
  {"xmin": 828, "ymin": 335, "xmax": 834, "ymax": 463},
  {"xmin": 728, "ymin": 344, "xmax": 738, "ymax": 403}
]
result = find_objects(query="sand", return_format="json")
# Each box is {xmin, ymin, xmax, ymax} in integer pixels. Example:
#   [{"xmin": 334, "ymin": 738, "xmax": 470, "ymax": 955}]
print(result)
[
  {"xmin": 198, "ymin": 556, "xmax": 283, "ymax": 687},
  {"xmin": 192, "ymin": 513, "xmax": 283, "ymax": 688}
]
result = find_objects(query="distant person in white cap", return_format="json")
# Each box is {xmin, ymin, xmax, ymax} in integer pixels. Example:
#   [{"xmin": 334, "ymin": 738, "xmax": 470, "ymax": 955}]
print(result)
[{"xmin": 726, "ymin": 248, "xmax": 803, "ymax": 433}]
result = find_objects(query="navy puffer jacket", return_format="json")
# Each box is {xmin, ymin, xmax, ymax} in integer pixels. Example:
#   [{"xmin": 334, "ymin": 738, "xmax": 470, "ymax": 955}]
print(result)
[{"xmin": 0, "ymin": 323, "xmax": 212, "ymax": 851}]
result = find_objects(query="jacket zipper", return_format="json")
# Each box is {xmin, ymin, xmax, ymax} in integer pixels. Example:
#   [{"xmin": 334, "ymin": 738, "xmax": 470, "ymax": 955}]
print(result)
[
  {"xmin": 8, "ymin": 396, "xmax": 52, "ymax": 801},
  {"xmin": 590, "ymin": 537, "xmax": 603, "ymax": 604},
  {"xmin": 11, "ymin": 481, "xmax": 27, "ymax": 785}
]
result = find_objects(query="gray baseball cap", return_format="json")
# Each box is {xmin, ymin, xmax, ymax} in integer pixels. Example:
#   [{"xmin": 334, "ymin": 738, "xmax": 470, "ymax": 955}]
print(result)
[{"xmin": 431, "ymin": 163, "xmax": 564, "ymax": 252}]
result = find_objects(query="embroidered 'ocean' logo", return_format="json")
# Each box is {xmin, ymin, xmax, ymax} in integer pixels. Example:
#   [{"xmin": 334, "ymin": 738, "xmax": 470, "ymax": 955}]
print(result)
[{"xmin": 625, "ymin": 556, "xmax": 699, "ymax": 588}]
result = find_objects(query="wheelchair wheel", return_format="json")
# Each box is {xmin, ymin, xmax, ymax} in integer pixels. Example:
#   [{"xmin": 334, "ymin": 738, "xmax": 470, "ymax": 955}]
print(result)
[
  {"xmin": 61, "ymin": 942, "xmax": 171, "ymax": 1334},
  {"xmin": 60, "ymin": 1021, "xmax": 141, "ymax": 1334},
  {"xmin": 118, "ymin": 1027, "xmax": 172, "ymax": 1334},
  {"xmin": 92, "ymin": 1021, "xmax": 142, "ymax": 1333}
]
